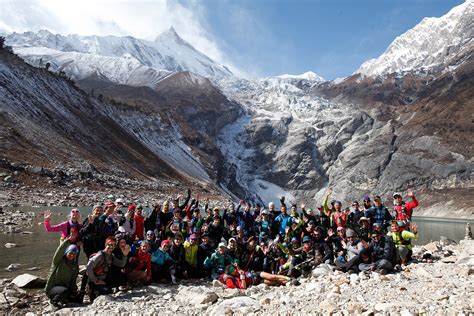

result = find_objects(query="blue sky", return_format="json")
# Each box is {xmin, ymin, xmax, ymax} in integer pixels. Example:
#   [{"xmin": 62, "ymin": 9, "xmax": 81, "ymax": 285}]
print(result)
[
  {"xmin": 195, "ymin": 0, "xmax": 465, "ymax": 79},
  {"xmin": 0, "ymin": 0, "xmax": 466, "ymax": 79}
]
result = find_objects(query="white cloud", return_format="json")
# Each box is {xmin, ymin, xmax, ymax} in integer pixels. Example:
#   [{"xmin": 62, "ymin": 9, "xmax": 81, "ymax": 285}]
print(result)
[{"xmin": 0, "ymin": 0, "xmax": 242, "ymax": 75}]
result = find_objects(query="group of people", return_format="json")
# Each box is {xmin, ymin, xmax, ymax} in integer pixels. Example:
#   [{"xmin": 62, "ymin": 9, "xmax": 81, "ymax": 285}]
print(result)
[{"xmin": 43, "ymin": 188, "xmax": 419, "ymax": 307}]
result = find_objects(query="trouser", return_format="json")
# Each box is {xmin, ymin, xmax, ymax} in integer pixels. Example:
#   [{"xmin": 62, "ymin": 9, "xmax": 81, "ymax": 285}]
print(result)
[
  {"xmin": 335, "ymin": 255, "xmax": 361, "ymax": 273},
  {"xmin": 397, "ymin": 246, "xmax": 410, "ymax": 262},
  {"xmin": 359, "ymin": 259, "xmax": 393, "ymax": 272},
  {"xmin": 47, "ymin": 286, "xmax": 70, "ymax": 304},
  {"xmin": 151, "ymin": 262, "xmax": 174, "ymax": 282}
]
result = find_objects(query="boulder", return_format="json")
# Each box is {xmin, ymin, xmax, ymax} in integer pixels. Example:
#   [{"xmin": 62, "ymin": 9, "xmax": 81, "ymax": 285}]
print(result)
[
  {"xmin": 4, "ymin": 243, "xmax": 16, "ymax": 248},
  {"xmin": 423, "ymin": 242, "xmax": 440, "ymax": 253},
  {"xmin": 209, "ymin": 297, "xmax": 260, "ymax": 316},
  {"xmin": 176, "ymin": 286, "xmax": 219, "ymax": 305},
  {"xmin": 11, "ymin": 274, "xmax": 46, "ymax": 288}
]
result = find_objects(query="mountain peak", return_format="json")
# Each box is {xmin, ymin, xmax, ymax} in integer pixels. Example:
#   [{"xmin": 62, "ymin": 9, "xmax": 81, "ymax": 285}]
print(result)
[
  {"xmin": 155, "ymin": 26, "xmax": 185, "ymax": 44},
  {"xmin": 355, "ymin": 0, "xmax": 474, "ymax": 77}
]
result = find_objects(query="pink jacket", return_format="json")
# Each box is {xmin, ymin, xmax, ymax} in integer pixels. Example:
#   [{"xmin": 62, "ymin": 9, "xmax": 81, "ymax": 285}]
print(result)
[{"xmin": 44, "ymin": 219, "xmax": 82, "ymax": 242}]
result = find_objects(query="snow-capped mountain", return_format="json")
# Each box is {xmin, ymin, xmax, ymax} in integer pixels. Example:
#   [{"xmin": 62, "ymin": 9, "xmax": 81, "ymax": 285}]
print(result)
[
  {"xmin": 276, "ymin": 71, "xmax": 324, "ymax": 82},
  {"xmin": 14, "ymin": 46, "xmax": 173, "ymax": 88},
  {"xmin": 5, "ymin": 27, "xmax": 234, "ymax": 81},
  {"xmin": 356, "ymin": 0, "xmax": 474, "ymax": 77}
]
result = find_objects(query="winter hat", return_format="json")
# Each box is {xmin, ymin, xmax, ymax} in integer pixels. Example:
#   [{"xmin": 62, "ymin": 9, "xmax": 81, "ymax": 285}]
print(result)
[
  {"xmin": 64, "ymin": 244, "xmax": 79, "ymax": 255},
  {"xmin": 161, "ymin": 240, "xmax": 171, "ymax": 248},
  {"xmin": 104, "ymin": 202, "xmax": 114, "ymax": 207}
]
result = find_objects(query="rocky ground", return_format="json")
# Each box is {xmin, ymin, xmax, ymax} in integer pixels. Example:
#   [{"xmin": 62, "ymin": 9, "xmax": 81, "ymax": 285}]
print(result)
[{"xmin": 1, "ymin": 238, "xmax": 473, "ymax": 315}]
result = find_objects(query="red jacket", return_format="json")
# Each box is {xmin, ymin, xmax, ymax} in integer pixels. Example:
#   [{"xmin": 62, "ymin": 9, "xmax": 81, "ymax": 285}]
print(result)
[
  {"xmin": 129, "ymin": 249, "xmax": 152, "ymax": 279},
  {"xmin": 393, "ymin": 197, "xmax": 419, "ymax": 221},
  {"xmin": 134, "ymin": 214, "xmax": 145, "ymax": 240}
]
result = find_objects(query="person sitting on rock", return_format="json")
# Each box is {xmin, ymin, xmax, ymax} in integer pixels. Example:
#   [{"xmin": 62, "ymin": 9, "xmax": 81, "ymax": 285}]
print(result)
[
  {"xmin": 86, "ymin": 236, "xmax": 129, "ymax": 302},
  {"xmin": 334, "ymin": 228, "xmax": 364, "ymax": 273},
  {"xmin": 358, "ymin": 229, "xmax": 395, "ymax": 275},
  {"xmin": 45, "ymin": 238, "xmax": 80, "ymax": 308},
  {"xmin": 239, "ymin": 236, "xmax": 264, "ymax": 272},
  {"xmin": 204, "ymin": 242, "xmax": 236, "ymax": 280},
  {"xmin": 392, "ymin": 191, "xmax": 419, "ymax": 226},
  {"xmin": 44, "ymin": 209, "xmax": 82, "ymax": 244},
  {"xmin": 313, "ymin": 227, "xmax": 333, "ymax": 264},
  {"xmin": 151, "ymin": 240, "xmax": 176, "ymax": 283},
  {"xmin": 364, "ymin": 196, "xmax": 392, "ymax": 232},
  {"xmin": 387, "ymin": 220, "xmax": 418, "ymax": 266},
  {"xmin": 218, "ymin": 262, "xmax": 291, "ymax": 289},
  {"xmin": 126, "ymin": 241, "xmax": 152, "ymax": 285}
]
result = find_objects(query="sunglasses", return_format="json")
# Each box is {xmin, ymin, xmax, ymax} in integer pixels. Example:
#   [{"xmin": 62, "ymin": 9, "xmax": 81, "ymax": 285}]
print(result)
[
  {"xmin": 106, "ymin": 243, "xmax": 116, "ymax": 248},
  {"xmin": 71, "ymin": 210, "xmax": 80, "ymax": 213}
]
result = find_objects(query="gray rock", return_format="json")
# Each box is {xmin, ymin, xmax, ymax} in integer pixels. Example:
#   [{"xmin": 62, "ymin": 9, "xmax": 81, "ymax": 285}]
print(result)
[
  {"xmin": 176, "ymin": 286, "xmax": 219, "ymax": 305},
  {"xmin": 11, "ymin": 274, "xmax": 46, "ymax": 288},
  {"xmin": 6, "ymin": 264, "xmax": 21, "ymax": 271},
  {"xmin": 209, "ymin": 297, "xmax": 260, "ymax": 316}
]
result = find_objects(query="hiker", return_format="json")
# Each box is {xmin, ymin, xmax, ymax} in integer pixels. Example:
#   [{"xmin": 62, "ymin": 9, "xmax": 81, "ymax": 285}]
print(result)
[
  {"xmin": 359, "ymin": 229, "xmax": 395, "ymax": 274},
  {"xmin": 126, "ymin": 241, "xmax": 152, "ymax": 285},
  {"xmin": 204, "ymin": 242, "xmax": 236, "ymax": 280},
  {"xmin": 86, "ymin": 236, "xmax": 129, "ymax": 301},
  {"xmin": 392, "ymin": 191, "xmax": 419, "ymax": 225},
  {"xmin": 365, "ymin": 196, "xmax": 392, "ymax": 231},
  {"xmin": 387, "ymin": 220, "xmax": 418, "ymax": 266},
  {"xmin": 44, "ymin": 209, "xmax": 82, "ymax": 244},
  {"xmin": 45, "ymin": 238, "xmax": 80, "ymax": 307},
  {"xmin": 334, "ymin": 228, "xmax": 363, "ymax": 273},
  {"xmin": 151, "ymin": 240, "xmax": 176, "ymax": 283},
  {"xmin": 117, "ymin": 204, "xmax": 135, "ymax": 238},
  {"xmin": 133, "ymin": 205, "xmax": 145, "ymax": 240},
  {"xmin": 183, "ymin": 233, "xmax": 199, "ymax": 278}
]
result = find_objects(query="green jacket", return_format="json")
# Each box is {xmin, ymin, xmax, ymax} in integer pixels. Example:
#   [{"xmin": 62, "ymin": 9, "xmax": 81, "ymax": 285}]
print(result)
[{"xmin": 45, "ymin": 240, "xmax": 79, "ymax": 294}]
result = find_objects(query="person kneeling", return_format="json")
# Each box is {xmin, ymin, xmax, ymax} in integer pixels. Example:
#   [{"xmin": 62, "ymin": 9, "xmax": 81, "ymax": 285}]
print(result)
[
  {"xmin": 86, "ymin": 237, "xmax": 129, "ymax": 302},
  {"xmin": 45, "ymin": 239, "xmax": 80, "ymax": 308}
]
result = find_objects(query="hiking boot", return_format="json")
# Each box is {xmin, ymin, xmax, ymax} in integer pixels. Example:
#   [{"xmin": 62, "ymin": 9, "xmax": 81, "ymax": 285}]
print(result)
[{"xmin": 379, "ymin": 269, "xmax": 388, "ymax": 275}]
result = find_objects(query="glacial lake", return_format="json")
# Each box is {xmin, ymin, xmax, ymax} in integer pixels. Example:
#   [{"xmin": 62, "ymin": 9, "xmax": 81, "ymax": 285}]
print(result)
[{"xmin": 0, "ymin": 207, "xmax": 472, "ymax": 279}]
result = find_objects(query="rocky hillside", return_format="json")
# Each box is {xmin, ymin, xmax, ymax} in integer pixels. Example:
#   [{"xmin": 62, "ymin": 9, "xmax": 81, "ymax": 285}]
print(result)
[{"xmin": 0, "ymin": 49, "xmax": 229, "ymax": 206}]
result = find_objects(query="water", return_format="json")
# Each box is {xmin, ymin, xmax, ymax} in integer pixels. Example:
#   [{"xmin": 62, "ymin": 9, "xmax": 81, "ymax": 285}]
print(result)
[{"xmin": 0, "ymin": 207, "xmax": 472, "ymax": 279}]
